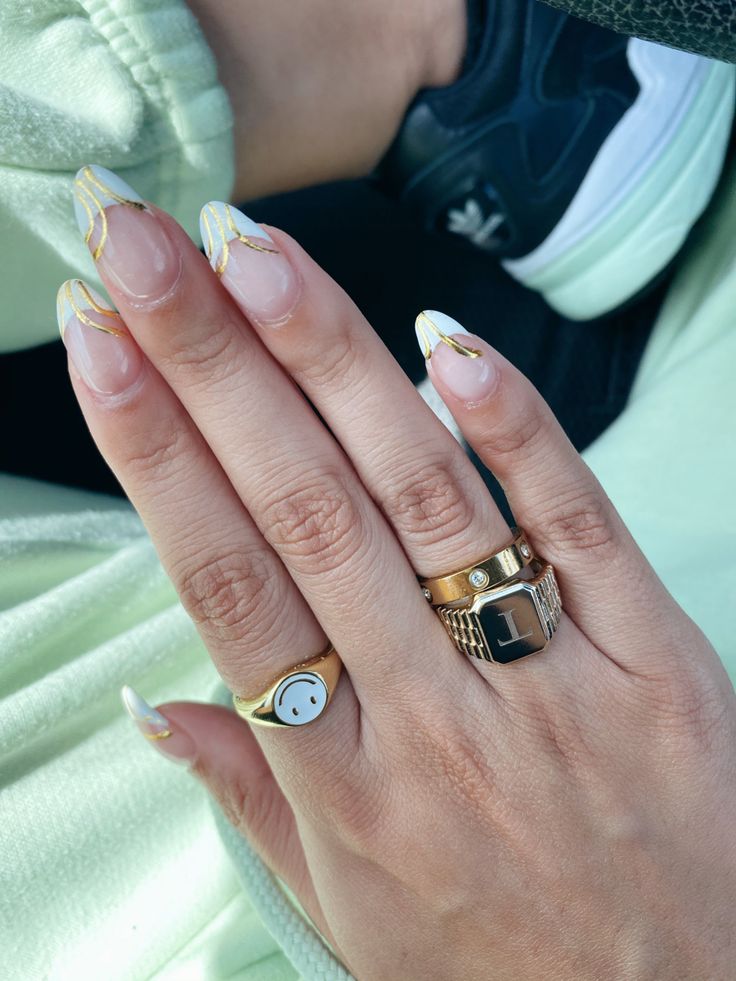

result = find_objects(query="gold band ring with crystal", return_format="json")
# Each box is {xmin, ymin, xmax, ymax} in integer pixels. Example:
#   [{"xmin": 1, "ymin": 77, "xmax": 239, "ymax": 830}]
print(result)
[
  {"xmin": 418, "ymin": 527, "xmax": 535, "ymax": 605},
  {"xmin": 232, "ymin": 644, "xmax": 342, "ymax": 728},
  {"xmin": 431, "ymin": 557, "xmax": 562, "ymax": 665}
]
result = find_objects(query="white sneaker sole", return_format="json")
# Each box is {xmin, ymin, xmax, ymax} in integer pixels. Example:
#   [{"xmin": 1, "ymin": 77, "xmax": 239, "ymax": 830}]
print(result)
[{"xmin": 503, "ymin": 40, "xmax": 736, "ymax": 320}]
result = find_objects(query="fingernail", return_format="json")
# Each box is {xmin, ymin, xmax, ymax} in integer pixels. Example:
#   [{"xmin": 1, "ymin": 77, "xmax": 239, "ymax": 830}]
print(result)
[
  {"xmin": 200, "ymin": 202, "xmax": 300, "ymax": 325},
  {"xmin": 57, "ymin": 280, "xmax": 144, "ymax": 396},
  {"xmin": 415, "ymin": 310, "xmax": 498, "ymax": 406},
  {"xmin": 120, "ymin": 685, "xmax": 198, "ymax": 767},
  {"xmin": 73, "ymin": 165, "xmax": 181, "ymax": 303}
]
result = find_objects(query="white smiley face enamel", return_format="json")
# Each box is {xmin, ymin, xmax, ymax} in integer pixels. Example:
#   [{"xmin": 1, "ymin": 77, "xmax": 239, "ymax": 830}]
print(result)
[{"xmin": 273, "ymin": 672, "xmax": 329, "ymax": 726}]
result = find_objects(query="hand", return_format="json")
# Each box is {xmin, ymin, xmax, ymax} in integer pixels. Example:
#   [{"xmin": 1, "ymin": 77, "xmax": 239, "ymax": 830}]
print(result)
[{"xmin": 61, "ymin": 168, "xmax": 736, "ymax": 980}]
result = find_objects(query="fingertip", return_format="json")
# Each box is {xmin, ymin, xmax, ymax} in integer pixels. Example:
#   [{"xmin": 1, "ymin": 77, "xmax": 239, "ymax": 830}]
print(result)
[
  {"xmin": 57, "ymin": 279, "xmax": 144, "ymax": 398},
  {"xmin": 120, "ymin": 685, "xmax": 199, "ymax": 767},
  {"xmin": 198, "ymin": 202, "xmax": 301, "ymax": 326},
  {"xmin": 415, "ymin": 311, "xmax": 500, "ymax": 408}
]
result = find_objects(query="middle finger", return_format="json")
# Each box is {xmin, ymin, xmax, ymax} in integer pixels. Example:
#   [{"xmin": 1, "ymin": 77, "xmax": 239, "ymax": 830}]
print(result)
[
  {"xmin": 200, "ymin": 204, "xmax": 513, "ymax": 583},
  {"xmin": 199, "ymin": 206, "xmax": 601, "ymax": 696}
]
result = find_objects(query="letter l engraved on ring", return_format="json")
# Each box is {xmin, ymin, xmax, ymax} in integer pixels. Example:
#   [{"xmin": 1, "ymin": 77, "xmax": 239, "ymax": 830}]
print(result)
[{"xmin": 496, "ymin": 608, "xmax": 534, "ymax": 647}]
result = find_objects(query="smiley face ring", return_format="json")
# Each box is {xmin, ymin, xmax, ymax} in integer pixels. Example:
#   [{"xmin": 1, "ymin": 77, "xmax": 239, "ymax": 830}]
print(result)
[{"xmin": 232, "ymin": 644, "xmax": 342, "ymax": 728}]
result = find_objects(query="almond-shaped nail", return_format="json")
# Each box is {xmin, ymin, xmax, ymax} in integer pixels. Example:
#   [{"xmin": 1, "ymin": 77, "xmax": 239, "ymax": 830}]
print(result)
[
  {"xmin": 73, "ymin": 164, "xmax": 181, "ymax": 303},
  {"xmin": 415, "ymin": 310, "xmax": 498, "ymax": 406},
  {"xmin": 120, "ymin": 685, "xmax": 198, "ymax": 767},
  {"xmin": 200, "ymin": 201, "xmax": 300, "ymax": 325},
  {"xmin": 57, "ymin": 280, "xmax": 143, "ymax": 396}
]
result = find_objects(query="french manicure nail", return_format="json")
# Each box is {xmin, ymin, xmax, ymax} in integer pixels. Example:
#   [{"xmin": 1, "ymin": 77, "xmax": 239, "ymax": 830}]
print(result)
[
  {"xmin": 120, "ymin": 685, "xmax": 198, "ymax": 767},
  {"xmin": 73, "ymin": 165, "xmax": 181, "ymax": 303},
  {"xmin": 200, "ymin": 201, "xmax": 300, "ymax": 325},
  {"xmin": 57, "ymin": 280, "xmax": 143, "ymax": 396},
  {"xmin": 415, "ymin": 310, "xmax": 498, "ymax": 406}
]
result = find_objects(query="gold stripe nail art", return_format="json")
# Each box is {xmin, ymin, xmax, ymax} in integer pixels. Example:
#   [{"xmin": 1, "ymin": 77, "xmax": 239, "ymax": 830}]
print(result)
[
  {"xmin": 142, "ymin": 719, "xmax": 173, "ymax": 740},
  {"xmin": 73, "ymin": 165, "xmax": 146, "ymax": 262},
  {"xmin": 415, "ymin": 311, "xmax": 482, "ymax": 360},
  {"xmin": 200, "ymin": 201, "xmax": 279, "ymax": 277},
  {"xmin": 57, "ymin": 279, "xmax": 125, "ymax": 339},
  {"xmin": 120, "ymin": 685, "xmax": 173, "ymax": 741},
  {"xmin": 81, "ymin": 165, "xmax": 146, "ymax": 209},
  {"xmin": 74, "ymin": 181, "xmax": 109, "ymax": 261}
]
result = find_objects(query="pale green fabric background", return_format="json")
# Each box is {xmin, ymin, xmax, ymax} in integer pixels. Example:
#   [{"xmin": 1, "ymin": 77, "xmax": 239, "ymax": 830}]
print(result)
[
  {"xmin": 0, "ymin": 0, "xmax": 234, "ymax": 352},
  {"xmin": 0, "ymin": 475, "xmax": 317, "ymax": 980},
  {"xmin": 584, "ymin": 154, "xmax": 736, "ymax": 667},
  {"xmin": 1, "ymin": 0, "xmax": 735, "ymax": 978}
]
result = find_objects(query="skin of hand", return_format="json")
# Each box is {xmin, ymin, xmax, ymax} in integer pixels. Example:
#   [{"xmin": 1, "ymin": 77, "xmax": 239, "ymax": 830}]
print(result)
[
  {"xmin": 60, "ymin": 172, "xmax": 736, "ymax": 980},
  {"xmin": 183, "ymin": 0, "xmax": 467, "ymax": 200}
]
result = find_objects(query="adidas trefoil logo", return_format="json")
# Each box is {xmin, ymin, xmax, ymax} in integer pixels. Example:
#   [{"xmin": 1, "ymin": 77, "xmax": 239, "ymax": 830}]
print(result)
[{"xmin": 447, "ymin": 198, "xmax": 505, "ymax": 248}]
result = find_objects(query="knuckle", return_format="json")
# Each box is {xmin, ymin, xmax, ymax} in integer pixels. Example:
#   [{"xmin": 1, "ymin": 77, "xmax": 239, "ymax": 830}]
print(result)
[
  {"xmin": 124, "ymin": 424, "xmax": 189, "ymax": 485},
  {"xmin": 384, "ymin": 457, "xmax": 476, "ymax": 548},
  {"xmin": 430, "ymin": 735, "xmax": 498, "ymax": 817},
  {"xmin": 539, "ymin": 486, "xmax": 618, "ymax": 559},
  {"xmin": 263, "ymin": 472, "xmax": 364, "ymax": 572},
  {"xmin": 403, "ymin": 702, "xmax": 500, "ymax": 821},
  {"xmin": 296, "ymin": 323, "xmax": 360, "ymax": 391},
  {"xmin": 159, "ymin": 307, "xmax": 243, "ymax": 385},
  {"xmin": 322, "ymin": 758, "xmax": 396, "ymax": 856},
  {"xmin": 483, "ymin": 401, "xmax": 546, "ymax": 462},
  {"xmin": 176, "ymin": 548, "xmax": 277, "ymax": 648},
  {"xmin": 295, "ymin": 726, "xmax": 392, "ymax": 854},
  {"xmin": 328, "ymin": 773, "xmax": 391, "ymax": 856},
  {"xmin": 213, "ymin": 766, "xmax": 283, "ymax": 842},
  {"xmin": 515, "ymin": 695, "xmax": 596, "ymax": 771},
  {"xmin": 632, "ymin": 670, "xmax": 733, "ymax": 752}
]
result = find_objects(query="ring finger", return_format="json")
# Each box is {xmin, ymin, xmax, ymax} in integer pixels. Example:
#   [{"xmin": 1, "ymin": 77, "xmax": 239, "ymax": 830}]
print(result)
[{"xmin": 56, "ymin": 278, "xmax": 360, "ymax": 775}]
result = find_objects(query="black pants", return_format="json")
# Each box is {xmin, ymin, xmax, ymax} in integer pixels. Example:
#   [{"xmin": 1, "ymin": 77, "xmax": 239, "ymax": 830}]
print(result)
[{"xmin": 0, "ymin": 180, "xmax": 663, "ymax": 516}]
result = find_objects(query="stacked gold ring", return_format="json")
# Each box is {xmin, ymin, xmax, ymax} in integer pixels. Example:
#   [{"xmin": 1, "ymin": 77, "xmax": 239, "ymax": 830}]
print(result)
[
  {"xmin": 419, "ymin": 529, "xmax": 561, "ymax": 664},
  {"xmin": 419, "ymin": 527, "xmax": 534, "ymax": 604},
  {"xmin": 231, "ymin": 532, "xmax": 560, "ymax": 732}
]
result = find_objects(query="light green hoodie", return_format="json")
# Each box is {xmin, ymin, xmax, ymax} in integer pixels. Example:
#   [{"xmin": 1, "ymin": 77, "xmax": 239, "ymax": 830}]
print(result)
[
  {"xmin": 0, "ymin": 0, "xmax": 233, "ymax": 352},
  {"xmin": 0, "ymin": 2, "xmax": 734, "ymax": 979}
]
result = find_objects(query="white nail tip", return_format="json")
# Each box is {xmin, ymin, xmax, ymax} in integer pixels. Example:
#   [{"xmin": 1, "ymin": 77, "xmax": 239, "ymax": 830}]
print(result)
[
  {"xmin": 73, "ymin": 165, "xmax": 145, "ymax": 256},
  {"xmin": 199, "ymin": 201, "xmax": 273, "ymax": 269},
  {"xmin": 120, "ymin": 684, "xmax": 170, "ymax": 730},
  {"xmin": 74, "ymin": 165, "xmax": 144, "ymax": 206},
  {"xmin": 56, "ymin": 279, "xmax": 116, "ymax": 338},
  {"xmin": 414, "ymin": 310, "xmax": 471, "ymax": 355},
  {"xmin": 73, "ymin": 195, "xmax": 92, "ymax": 241}
]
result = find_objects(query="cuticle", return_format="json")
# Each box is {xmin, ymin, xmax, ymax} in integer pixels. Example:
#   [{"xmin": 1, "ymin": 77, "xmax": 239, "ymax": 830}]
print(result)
[
  {"xmin": 463, "ymin": 367, "xmax": 503, "ymax": 410},
  {"xmin": 463, "ymin": 385, "xmax": 499, "ymax": 410},
  {"xmin": 123, "ymin": 247, "xmax": 184, "ymax": 312},
  {"xmin": 90, "ymin": 358, "xmax": 149, "ymax": 411},
  {"xmin": 251, "ymin": 267, "xmax": 304, "ymax": 329}
]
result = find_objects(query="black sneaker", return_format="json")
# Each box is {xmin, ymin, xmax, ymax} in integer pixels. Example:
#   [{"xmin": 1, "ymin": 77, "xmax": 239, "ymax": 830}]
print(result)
[{"xmin": 375, "ymin": 0, "xmax": 735, "ymax": 319}]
